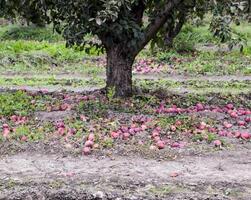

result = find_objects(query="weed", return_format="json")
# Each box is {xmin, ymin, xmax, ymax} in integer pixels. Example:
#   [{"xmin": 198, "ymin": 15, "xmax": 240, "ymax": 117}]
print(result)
[
  {"xmin": 102, "ymin": 137, "xmax": 114, "ymax": 148},
  {"xmin": 107, "ymin": 87, "xmax": 116, "ymax": 101}
]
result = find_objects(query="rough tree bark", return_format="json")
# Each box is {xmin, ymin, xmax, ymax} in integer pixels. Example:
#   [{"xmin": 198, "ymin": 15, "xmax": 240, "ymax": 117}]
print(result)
[{"xmin": 106, "ymin": 46, "xmax": 135, "ymax": 97}]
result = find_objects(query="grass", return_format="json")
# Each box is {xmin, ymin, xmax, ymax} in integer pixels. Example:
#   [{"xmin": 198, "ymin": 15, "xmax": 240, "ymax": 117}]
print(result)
[
  {"xmin": 0, "ymin": 23, "xmax": 250, "ymax": 102},
  {"xmin": 153, "ymin": 51, "xmax": 251, "ymax": 75},
  {"xmin": 172, "ymin": 25, "xmax": 216, "ymax": 52},
  {"xmin": 0, "ymin": 24, "xmax": 102, "ymax": 75},
  {"xmin": 0, "ymin": 23, "xmax": 251, "ymax": 76},
  {"xmin": 0, "ymin": 91, "xmax": 33, "ymax": 116},
  {"xmin": 0, "ymin": 76, "xmax": 105, "ymax": 87},
  {"xmin": 135, "ymin": 79, "xmax": 251, "ymax": 94},
  {"xmin": 0, "ymin": 74, "xmax": 249, "ymax": 96},
  {"xmin": 0, "ymin": 40, "xmax": 99, "ymax": 61},
  {"xmin": 0, "ymin": 25, "xmax": 62, "ymax": 42}
]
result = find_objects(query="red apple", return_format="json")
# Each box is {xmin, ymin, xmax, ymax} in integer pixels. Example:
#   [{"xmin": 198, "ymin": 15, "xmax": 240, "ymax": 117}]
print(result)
[
  {"xmin": 153, "ymin": 136, "xmax": 161, "ymax": 143},
  {"xmin": 111, "ymin": 131, "xmax": 120, "ymax": 139},
  {"xmin": 230, "ymin": 112, "xmax": 238, "ymax": 118},
  {"xmin": 226, "ymin": 104, "xmax": 234, "ymax": 110},
  {"xmin": 156, "ymin": 141, "xmax": 165, "ymax": 149},
  {"xmin": 234, "ymin": 131, "xmax": 241, "ymax": 138},
  {"xmin": 241, "ymin": 133, "xmax": 250, "ymax": 140},
  {"xmin": 2, "ymin": 128, "xmax": 10, "ymax": 138},
  {"xmin": 82, "ymin": 147, "xmax": 91, "ymax": 155},
  {"xmin": 213, "ymin": 140, "xmax": 222, "ymax": 146},
  {"xmin": 223, "ymin": 121, "xmax": 232, "ymax": 129},
  {"xmin": 88, "ymin": 133, "xmax": 95, "ymax": 141},
  {"xmin": 58, "ymin": 127, "xmax": 65, "ymax": 136},
  {"xmin": 123, "ymin": 132, "xmax": 130, "ymax": 140},
  {"xmin": 170, "ymin": 125, "xmax": 176, "ymax": 132},
  {"xmin": 152, "ymin": 130, "xmax": 159, "ymax": 138},
  {"xmin": 237, "ymin": 121, "xmax": 246, "ymax": 126},
  {"xmin": 245, "ymin": 117, "xmax": 251, "ymax": 123},
  {"xmin": 85, "ymin": 140, "xmax": 94, "ymax": 148},
  {"xmin": 198, "ymin": 122, "xmax": 207, "ymax": 130},
  {"xmin": 175, "ymin": 120, "xmax": 182, "ymax": 126},
  {"xmin": 21, "ymin": 135, "xmax": 28, "ymax": 142},
  {"xmin": 171, "ymin": 142, "xmax": 180, "ymax": 148},
  {"xmin": 2, "ymin": 124, "xmax": 9, "ymax": 129},
  {"xmin": 196, "ymin": 103, "xmax": 204, "ymax": 111},
  {"xmin": 10, "ymin": 115, "xmax": 18, "ymax": 122},
  {"xmin": 141, "ymin": 124, "xmax": 147, "ymax": 131},
  {"xmin": 218, "ymin": 130, "xmax": 227, "ymax": 137}
]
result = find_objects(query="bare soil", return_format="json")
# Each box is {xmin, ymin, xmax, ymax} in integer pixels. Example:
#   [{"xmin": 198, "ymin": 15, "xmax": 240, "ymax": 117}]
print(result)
[
  {"xmin": 0, "ymin": 142, "xmax": 250, "ymax": 200},
  {"xmin": 1, "ymin": 73, "xmax": 251, "ymax": 82}
]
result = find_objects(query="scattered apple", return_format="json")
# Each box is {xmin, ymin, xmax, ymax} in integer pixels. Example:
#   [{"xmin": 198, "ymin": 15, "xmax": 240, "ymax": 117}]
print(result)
[
  {"xmin": 85, "ymin": 140, "xmax": 94, "ymax": 148},
  {"xmin": 241, "ymin": 133, "xmax": 250, "ymax": 140},
  {"xmin": 88, "ymin": 133, "xmax": 95, "ymax": 141},
  {"xmin": 237, "ymin": 121, "xmax": 246, "ymax": 126},
  {"xmin": 213, "ymin": 140, "xmax": 222, "ymax": 147},
  {"xmin": 111, "ymin": 131, "xmax": 120, "ymax": 139},
  {"xmin": 123, "ymin": 132, "xmax": 130, "ymax": 140},
  {"xmin": 156, "ymin": 140, "xmax": 165, "ymax": 149},
  {"xmin": 82, "ymin": 147, "xmax": 91, "ymax": 155}
]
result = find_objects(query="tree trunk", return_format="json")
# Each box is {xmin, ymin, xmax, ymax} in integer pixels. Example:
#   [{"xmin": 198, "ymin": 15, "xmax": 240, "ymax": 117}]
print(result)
[{"xmin": 106, "ymin": 46, "xmax": 135, "ymax": 97}]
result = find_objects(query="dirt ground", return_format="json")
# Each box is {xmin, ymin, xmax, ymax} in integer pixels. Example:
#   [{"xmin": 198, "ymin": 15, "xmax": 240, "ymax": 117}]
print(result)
[{"xmin": 0, "ymin": 142, "xmax": 250, "ymax": 200}]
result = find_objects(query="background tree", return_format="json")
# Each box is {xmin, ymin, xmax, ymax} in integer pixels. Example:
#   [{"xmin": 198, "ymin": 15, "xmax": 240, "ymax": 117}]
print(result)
[
  {"xmin": 0, "ymin": 0, "xmax": 46, "ymax": 26},
  {"xmin": 0, "ymin": 0, "xmax": 249, "ymax": 97}
]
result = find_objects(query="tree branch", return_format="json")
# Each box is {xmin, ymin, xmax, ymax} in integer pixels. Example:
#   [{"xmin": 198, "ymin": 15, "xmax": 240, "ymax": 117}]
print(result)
[
  {"xmin": 130, "ymin": 0, "xmax": 146, "ymax": 26},
  {"xmin": 135, "ymin": 0, "xmax": 183, "ymax": 54},
  {"xmin": 165, "ymin": 8, "xmax": 186, "ymax": 47}
]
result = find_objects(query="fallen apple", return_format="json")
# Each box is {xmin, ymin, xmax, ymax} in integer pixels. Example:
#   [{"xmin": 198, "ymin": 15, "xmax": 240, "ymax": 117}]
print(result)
[
  {"xmin": 156, "ymin": 141, "xmax": 165, "ymax": 149},
  {"xmin": 82, "ymin": 147, "xmax": 91, "ymax": 155},
  {"xmin": 213, "ymin": 140, "xmax": 222, "ymax": 146},
  {"xmin": 241, "ymin": 133, "xmax": 250, "ymax": 140},
  {"xmin": 85, "ymin": 140, "xmax": 94, "ymax": 148}
]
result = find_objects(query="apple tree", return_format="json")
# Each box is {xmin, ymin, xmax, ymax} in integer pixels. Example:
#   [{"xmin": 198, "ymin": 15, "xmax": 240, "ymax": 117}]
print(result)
[{"xmin": 0, "ymin": 0, "xmax": 248, "ymax": 97}]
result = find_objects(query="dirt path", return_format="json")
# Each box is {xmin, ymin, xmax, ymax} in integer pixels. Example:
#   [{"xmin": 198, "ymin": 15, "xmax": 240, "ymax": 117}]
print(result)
[
  {"xmin": 1, "ymin": 73, "xmax": 251, "ymax": 82},
  {"xmin": 0, "ymin": 74, "xmax": 250, "ymax": 94},
  {"xmin": 0, "ymin": 146, "xmax": 251, "ymax": 200},
  {"xmin": 1, "ymin": 85, "xmax": 250, "ymax": 95},
  {"xmin": 0, "ymin": 85, "xmax": 101, "ymax": 93}
]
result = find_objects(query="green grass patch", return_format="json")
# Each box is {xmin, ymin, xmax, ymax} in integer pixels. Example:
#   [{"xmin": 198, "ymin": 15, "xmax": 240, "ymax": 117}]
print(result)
[
  {"xmin": 0, "ymin": 76, "xmax": 105, "ymax": 87},
  {"xmin": 0, "ymin": 40, "xmax": 99, "ymax": 61},
  {"xmin": 154, "ymin": 51, "xmax": 251, "ymax": 75},
  {"xmin": 135, "ymin": 79, "xmax": 251, "ymax": 93},
  {"xmin": 0, "ymin": 91, "xmax": 34, "ymax": 116},
  {"xmin": 0, "ymin": 25, "xmax": 62, "ymax": 42}
]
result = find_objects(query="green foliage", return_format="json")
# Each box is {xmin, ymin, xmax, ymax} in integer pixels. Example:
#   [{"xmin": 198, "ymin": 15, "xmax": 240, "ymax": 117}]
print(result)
[
  {"xmin": 0, "ymin": 91, "xmax": 33, "ymax": 116},
  {"xmin": 1, "ymin": 0, "xmax": 248, "ymax": 52}
]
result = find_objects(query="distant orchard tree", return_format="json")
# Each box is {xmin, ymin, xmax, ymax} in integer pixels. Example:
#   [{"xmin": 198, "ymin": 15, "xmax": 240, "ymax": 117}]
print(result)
[{"xmin": 0, "ymin": 0, "xmax": 248, "ymax": 97}]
